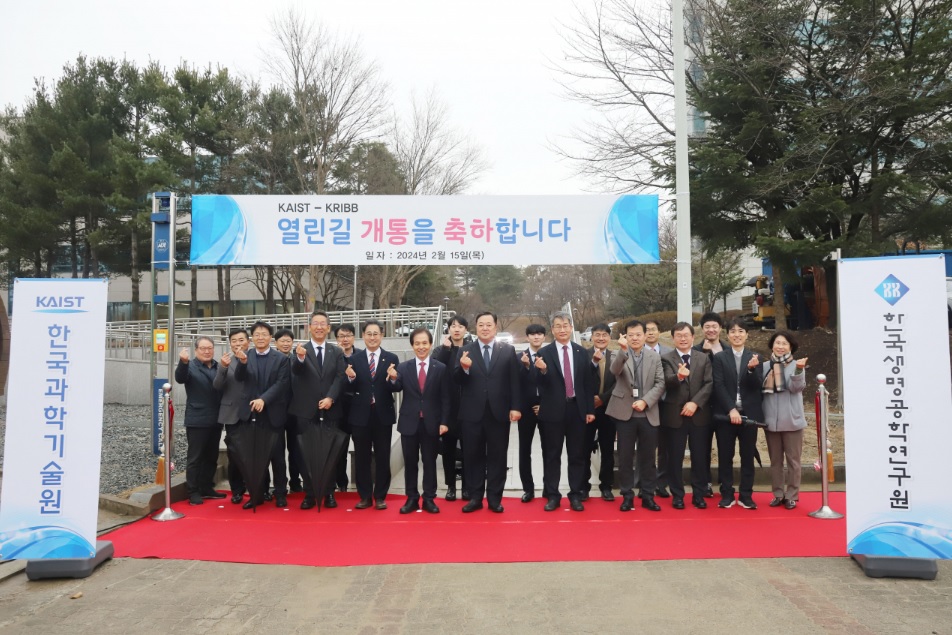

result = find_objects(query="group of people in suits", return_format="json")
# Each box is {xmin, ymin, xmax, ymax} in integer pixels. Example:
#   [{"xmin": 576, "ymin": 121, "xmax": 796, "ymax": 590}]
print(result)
[{"xmin": 174, "ymin": 308, "xmax": 808, "ymax": 515}]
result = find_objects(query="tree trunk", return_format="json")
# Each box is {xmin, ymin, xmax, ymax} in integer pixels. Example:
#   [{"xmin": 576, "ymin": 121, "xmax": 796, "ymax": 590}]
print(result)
[
  {"xmin": 224, "ymin": 266, "xmax": 232, "ymax": 316},
  {"xmin": 190, "ymin": 266, "xmax": 198, "ymax": 317},
  {"xmin": 824, "ymin": 261, "xmax": 838, "ymax": 330},
  {"xmin": 217, "ymin": 266, "xmax": 226, "ymax": 317},
  {"xmin": 307, "ymin": 264, "xmax": 319, "ymax": 312},
  {"xmin": 266, "ymin": 266, "xmax": 275, "ymax": 314},
  {"xmin": 130, "ymin": 223, "xmax": 140, "ymax": 319},
  {"xmin": 70, "ymin": 218, "xmax": 79, "ymax": 278},
  {"xmin": 772, "ymin": 266, "xmax": 787, "ymax": 330}
]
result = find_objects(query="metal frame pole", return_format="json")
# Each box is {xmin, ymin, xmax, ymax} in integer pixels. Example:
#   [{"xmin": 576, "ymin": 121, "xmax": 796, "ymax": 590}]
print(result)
[
  {"xmin": 152, "ymin": 382, "xmax": 184, "ymax": 521},
  {"xmin": 673, "ymin": 0, "xmax": 693, "ymax": 322},
  {"xmin": 809, "ymin": 374, "xmax": 843, "ymax": 519}
]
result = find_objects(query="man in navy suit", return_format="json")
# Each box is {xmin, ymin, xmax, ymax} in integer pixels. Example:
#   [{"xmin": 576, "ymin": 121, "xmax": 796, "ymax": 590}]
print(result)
[
  {"xmin": 346, "ymin": 319, "xmax": 400, "ymax": 510},
  {"xmin": 390, "ymin": 328, "xmax": 451, "ymax": 514},
  {"xmin": 454, "ymin": 311, "xmax": 522, "ymax": 513},
  {"xmin": 516, "ymin": 323, "xmax": 547, "ymax": 502},
  {"xmin": 712, "ymin": 318, "xmax": 764, "ymax": 510},
  {"xmin": 531, "ymin": 312, "xmax": 596, "ymax": 512},
  {"xmin": 290, "ymin": 311, "xmax": 346, "ymax": 510},
  {"xmin": 234, "ymin": 321, "xmax": 290, "ymax": 509}
]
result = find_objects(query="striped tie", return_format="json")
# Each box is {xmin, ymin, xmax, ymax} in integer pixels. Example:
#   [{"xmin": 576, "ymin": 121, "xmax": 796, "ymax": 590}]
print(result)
[{"xmin": 369, "ymin": 352, "xmax": 376, "ymax": 379}]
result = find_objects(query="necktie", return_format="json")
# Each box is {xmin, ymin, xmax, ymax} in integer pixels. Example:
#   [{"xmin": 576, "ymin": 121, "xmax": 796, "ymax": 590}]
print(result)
[
  {"xmin": 369, "ymin": 352, "xmax": 376, "ymax": 379},
  {"xmin": 483, "ymin": 344, "xmax": 491, "ymax": 369},
  {"xmin": 419, "ymin": 361, "xmax": 426, "ymax": 417},
  {"xmin": 316, "ymin": 346, "xmax": 323, "ymax": 369},
  {"xmin": 598, "ymin": 351, "xmax": 606, "ymax": 393},
  {"xmin": 682, "ymin": 353, "xmax": 690, "ymax": 369},
  {"xmin": 563, "ymin": 345, "xmax": 575, "ymax": 399}
]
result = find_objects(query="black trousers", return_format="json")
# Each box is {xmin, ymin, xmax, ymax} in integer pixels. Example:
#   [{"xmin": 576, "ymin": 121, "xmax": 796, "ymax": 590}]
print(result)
[
  {"xmin": 615, "ymin": 416, "xmax": 658, "ymax": 498},
  {"xmin": 352, "ymin": 407, "xmax": 393, "ymax": 502},
  {"xmin": 659, "ymin": 425, "xmax": 688, "ymax": 498},
  {"xmin": 716, "ymin": 419, "xmax": 758, "ymax": 498},
  {"xmin": 461, "ymin": 405, "xmax": 510, "ymax": 507},
  {"xmin": 517, "ymin": 408, "xmax": 539, "ymax": 494},
  {"xmin": 440, "ymin": 428, "xmax": 464, "ymax": 490},
  {"xmin": 185, "ymin": 425, "xmax": 222, "ymax": 495},
  {"xmin": 540, "ymin": 403, "xmax": 587, "ymax": 501},
  {"xmin": 583, "ymin": 409, "xmax": 616, "ymax": 492},
  {"xmin": 337, "ymin": 411, "xmax": 353, "ymax": 489},
  {"xmin": 267, "ymin": 430, "xmax": 289, "ymax": 496},
  {"xmin": 285, "ymin": 414, "xmax": 304, "ymax": 490},
  {"xmin": 688, "ymin": 420, "xmax": 715, "ymax": 494},
  {"xmin": 297, "ymin": 417, "xmax": 340, "ymax": 500},
  {"xmin": 223, "ymin": 423, "xmax": 245, "ymax": 494},
  {"xmin": 656, "ymin": 422, "xmax": 670, "ymax": 488},
  {"xmin": 401, "ymin": 426, "xmax": 440, "ymax": 501}
]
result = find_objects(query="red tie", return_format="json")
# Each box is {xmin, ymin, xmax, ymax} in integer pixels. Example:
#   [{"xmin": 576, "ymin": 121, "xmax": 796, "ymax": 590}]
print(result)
[{"xmin": 563, "ymin": 345, "xmax": 575, "ymax": 399}]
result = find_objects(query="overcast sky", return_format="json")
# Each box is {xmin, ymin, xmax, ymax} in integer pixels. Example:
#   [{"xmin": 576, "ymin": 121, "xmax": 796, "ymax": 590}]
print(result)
[{"xmin": 0, "ymin": 0, "xmax": 612, "ymax": 195}]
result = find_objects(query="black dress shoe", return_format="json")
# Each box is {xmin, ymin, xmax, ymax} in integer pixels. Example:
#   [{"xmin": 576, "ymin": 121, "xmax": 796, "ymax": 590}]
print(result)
[
  {"xmin": 601, "ymin": 489, "xmax": 615, "ymax": 502},
  {"xmin": 400, "ymin": 500, "xmax": 420, "ymax": 514},
  {"xmin": 242, "ymin": 499, "xmax": 262, "ymax": 510},
  {"xmin": 488, "ymin": 503, "xmax": 504, "ymax": 513},
  {"xmin": 445, "ymin": 487, "xmax": 457, "ymax": 502},
  {"xmin": 462, "ymin": 500, "xmax": 483, "ymax": 513},
  {"xmin": 230, "ymin": 493, "xmax": 244, "ymax": 504},
  {"xmin": 276, "ymin": 495, "xmax": 288, "ymax": 508},
  {"xmin": 692, "ymin": 496, "xmax": 707, "ymax": 509},
  {"xmin": 263, "ymin": 491, "xmax": 273, "ymax": 502},
  {"xmin": 375, "ymin": 500, "xmax": 388, "ymax": 510},
  {"xmin": 422, "ymin": 499, "xmax": 440, "ymax": 514},
  {"xmin": 202, "ymin": 490, "xmax": 226, "ymax": 499},
  {"xmin": 189, "ymin": 493, "xmax": 204, "ymax": 506},
  {"xmin": 289, "ymin": 482, "xmax": 304, "ymax": 493},
  {"xmin": 769, "ymin": 496, "xmax": 785, "ymax": 507},
  {"xmin": 461, "ymin": 490, "xmax": 472, "ymax": 501},
  {"xmin": 300, "ymin": 497, "xmax": 316, "ymax": 510},
  {"xmin": 703, "ymin": 485, "xmax": 715, "ymax": 498},
  {"xmin": 544, "ymin": 498, "xmax": 560, "ymax": 512},
  {"xmin": 355, "ymin": 498, "xmax": 372, "ymax": 509},
  {"xmin": 325, "ymin": 493, "xmax": 338, "ymax": 509},
  {"xmin": 521, "ymin": 492, "xmax": 534, "ymax": 503},
  {"xmin": 570, "ymin": 499, "xmax": 584, "ymax": 512},
  {"xmin": 642, "ymin": 497, "xmax": 662, "ymax": 512},
  {"xmin": 579, "ymin": 491, "xmax": 590, "ymax": 502},
  {"xmin": 655, "ymin": 486, "xmax": 671, "ymax": 498},
  {"xmin": 620, "ymin": 495, "xmax": 635, "ymax": 512},
  {"xmin": 672, "ymin": 497, "xmax": 685, "ymax": 510}
]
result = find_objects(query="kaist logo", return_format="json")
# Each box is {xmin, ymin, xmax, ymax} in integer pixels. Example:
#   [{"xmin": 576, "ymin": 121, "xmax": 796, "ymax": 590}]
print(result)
[
  {"xmin": 34, "ymin": 295, "xmax": 87, "ymax": 313},
  {"xmin": 875, "ymin": 274, "xmax": 909, "ymax": 306}
]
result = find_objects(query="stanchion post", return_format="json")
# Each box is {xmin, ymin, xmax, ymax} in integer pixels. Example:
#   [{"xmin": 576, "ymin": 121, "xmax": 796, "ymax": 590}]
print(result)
[
  {"xmin": 152, "ymin": 382, "xmax": 184, "ymax": 522},
  {"xmin": 809, "ymin": 374, "xmax": 843, "ymax": 520}
]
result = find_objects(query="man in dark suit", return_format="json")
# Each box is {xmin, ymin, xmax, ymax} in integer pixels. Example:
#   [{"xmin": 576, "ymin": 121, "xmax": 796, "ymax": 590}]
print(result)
[
  {"xmin": 273, "ymin": 328, "xmax": 304, "ymax": 494},
  {"xmin": 213, "ymin": 328, "xmax": 251, "ymax": 505},
  {"xmin": 660, "ymin": 322, "xmax": 714, "ymax": 510},
  {"xmin": 334, "ymin": 323, "xmax": 361, "ymax": 491},
  {"xmin": 691, "ymin": 311, "xmax": 730, "ymax": 499},
  {"xmin": 432, "ymin": 315, "xmax": 470, "ymax": 501},
  {"xmin": 454, "ymin": 310, "xmax": 522, "ymax": 513},
  {"xmin": 585, "ymin": 323, "xmax": 617, "ymax": 501},
  {"xmin": 290, "ymin": 311, "xmax": 347, "ymax": 510},
  {"xmin": 175, "ymin": 336, "xmax": 224, "ymax": 506},
  {"xmin": 531, "ymin": 312, "xmax": 596, "ymax": 512},
  {"xmin": 345, "ymin": 319, "xmax": 400, "ymax": 510},
  {"xmin": 516, "ymin": 323, "xmax": 547, "ymax": 502},
  {"xmin": 606, "ymin": 320, "xmax": 666, "ymax": 512},
  {"xmin": 390, "ymin": 328, "xmax": 451, "ymax": 514},
  {"xmin": 712, "ymin": 318, "xmax": 764, "ymax": 510},
  {"xmin": 234, "ymin": 321, "xmax": 290, "ymax": 509}
]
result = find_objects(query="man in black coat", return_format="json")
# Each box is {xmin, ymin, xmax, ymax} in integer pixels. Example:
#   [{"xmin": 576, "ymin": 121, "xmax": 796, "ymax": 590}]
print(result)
[
  {"xmin": 234, "ymin": 321, "xmax": 290, "ymax": 509},
  {"xmin": 175, "ymin": 336, "xmax": 224, "ymax": 506},
  {"xmin": 334, "ymin": 323, "xmax": 361, "ymax": 491},
  {"xmin": 711, "ymin": 318, "xmax": 764, "ymax": 510},
  {"xmin": 390, "ymin": 328, "xmax": 451, "ymax": 514},
  {"xmin": 531, "ymin": 312, "xmax": 596, "ymax": 512},
  {"xmin": 585, "ymin": 322, "xmax": 617, "ymax": 501},
  {"xmin": 345, "ymin": 319, "xmax": 400, "ymax": 510},
  {"xmin": 691, "ymin": 311, "xmax": 730, "ymax": 499},
  {"xmin": 516, "ymin": 323, "xmax": 547, "ymax": 502},
  {"xmin": 290, "ymin": 311, "xmax": 346, "ymax": 509},
  {"xmin": 454, "ymin": 311, "xmax": 522, "ymax": 513},
  {"xmin": 432, "ymin": 315, "xmax": 471, "ymax": 501}
]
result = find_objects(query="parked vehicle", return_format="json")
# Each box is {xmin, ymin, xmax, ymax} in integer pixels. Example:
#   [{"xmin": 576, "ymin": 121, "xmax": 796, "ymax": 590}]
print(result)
[
  {"xmin": 497, "ymin": 331, "xmax": 514, "ymax": 345},
  {"xmin": 580, "ymin": 327, "xmax": 593, "ymax": 342}
]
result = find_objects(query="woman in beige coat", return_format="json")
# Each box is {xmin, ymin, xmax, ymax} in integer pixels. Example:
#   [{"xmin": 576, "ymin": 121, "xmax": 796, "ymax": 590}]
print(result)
[{"xmin": 761, "ymin": 331, "xmax": 808, "ymax": 509}]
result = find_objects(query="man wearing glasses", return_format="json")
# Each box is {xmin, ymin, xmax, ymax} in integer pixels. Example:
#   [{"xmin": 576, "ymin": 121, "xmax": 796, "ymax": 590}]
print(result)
[{"xmin": 175, "ymin": 336, "xmax": 224, "ymax": 506}]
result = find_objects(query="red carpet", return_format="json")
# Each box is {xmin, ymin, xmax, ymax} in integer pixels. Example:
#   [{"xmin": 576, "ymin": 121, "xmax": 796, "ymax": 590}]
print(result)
[{"xmin": 106, "ymin": 491, "xmax": 846, "ymax": 567}]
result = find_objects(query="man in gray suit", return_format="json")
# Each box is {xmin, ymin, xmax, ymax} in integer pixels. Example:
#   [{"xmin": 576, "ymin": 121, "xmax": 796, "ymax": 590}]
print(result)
[
  {"xmin": 606, "ymin": 319, "xmax": 665, "ymax": 512},
  {"xmin": 214, "ymin": 328, "xmax": 252, "ymax": 505},
  {"xmin": 290, "ymin": 311, "xmax": 347, "ymax": 509},
  {"xmin": 660, "ymin": 322, "xmax": 714, "ymax": 510}
]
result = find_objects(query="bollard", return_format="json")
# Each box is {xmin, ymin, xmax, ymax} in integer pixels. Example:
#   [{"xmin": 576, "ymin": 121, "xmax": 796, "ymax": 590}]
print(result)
[
  {"xmin": 809, "ymin": 374, "xmax": 843, "ymax": 520},
  {"xmin": 152, "ymin": 383, "xmax": 184, "ymax": 521}
]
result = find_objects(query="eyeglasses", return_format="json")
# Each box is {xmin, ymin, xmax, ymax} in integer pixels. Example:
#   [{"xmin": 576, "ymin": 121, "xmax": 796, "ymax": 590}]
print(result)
[{"xmin": 196, "ymin": 346, "xmax": 215, "ymax": 352}]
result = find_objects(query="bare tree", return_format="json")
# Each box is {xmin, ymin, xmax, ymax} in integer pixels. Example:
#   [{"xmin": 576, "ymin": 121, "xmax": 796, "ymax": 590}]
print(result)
[
  {"xmin": 263, "ymin": 7, "xmax": 389, "ymax": 310},
  {"xmin": 392, "ymin": 88, "xmax": 489, "ymax": 195}
]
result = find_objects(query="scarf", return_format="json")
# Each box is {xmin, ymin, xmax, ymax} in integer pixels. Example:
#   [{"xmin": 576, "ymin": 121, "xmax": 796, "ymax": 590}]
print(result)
[{"xmin": 762, "ymin": 353, "xmax": 793, "ymax": 393}]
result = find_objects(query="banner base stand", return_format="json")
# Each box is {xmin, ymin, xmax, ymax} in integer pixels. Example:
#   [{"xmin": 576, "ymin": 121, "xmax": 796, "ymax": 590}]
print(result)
[
  {"xmin": 26, "ymin": 540, "xmax": 114, "ymax": 581},
  {"xmin": 850, "ymin": 554, "xmax": 938, "ymax": 580}
]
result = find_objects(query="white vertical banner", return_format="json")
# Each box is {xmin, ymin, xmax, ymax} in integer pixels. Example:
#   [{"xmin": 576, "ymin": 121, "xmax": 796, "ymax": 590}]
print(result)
[
  {"xmin": 840, "ymin": 255, "xmax": 952, "ymax": 558},
  {"xmin": 0, "ymin": 279, "xmax": 108, "ymax": 559}
]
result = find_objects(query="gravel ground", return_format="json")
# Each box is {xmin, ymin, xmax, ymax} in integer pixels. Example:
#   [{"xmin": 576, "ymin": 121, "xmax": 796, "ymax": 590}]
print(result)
[{"xmin": 0, "ymin": 403, "xmax": 187, "ymax": 496}]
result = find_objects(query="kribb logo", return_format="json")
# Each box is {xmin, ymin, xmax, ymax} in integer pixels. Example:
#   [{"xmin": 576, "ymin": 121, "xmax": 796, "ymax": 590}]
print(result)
[{"xmin": 875, "ymin": 274, "xmax": 909, "ymax": 306}]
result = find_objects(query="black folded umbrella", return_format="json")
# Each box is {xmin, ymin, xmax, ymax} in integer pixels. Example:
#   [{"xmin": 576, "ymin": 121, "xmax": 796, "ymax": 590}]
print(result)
[
  {"xmin": 712, "ymin": 414, "xmax": 765, "ymax": 466},
  {"xmin": 229, "ymin": 419, "xmax": 279, "ymax": 511},
  {"xmin": 298, "ymin": 418, "xmax": 349, "ymax": 512}
]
